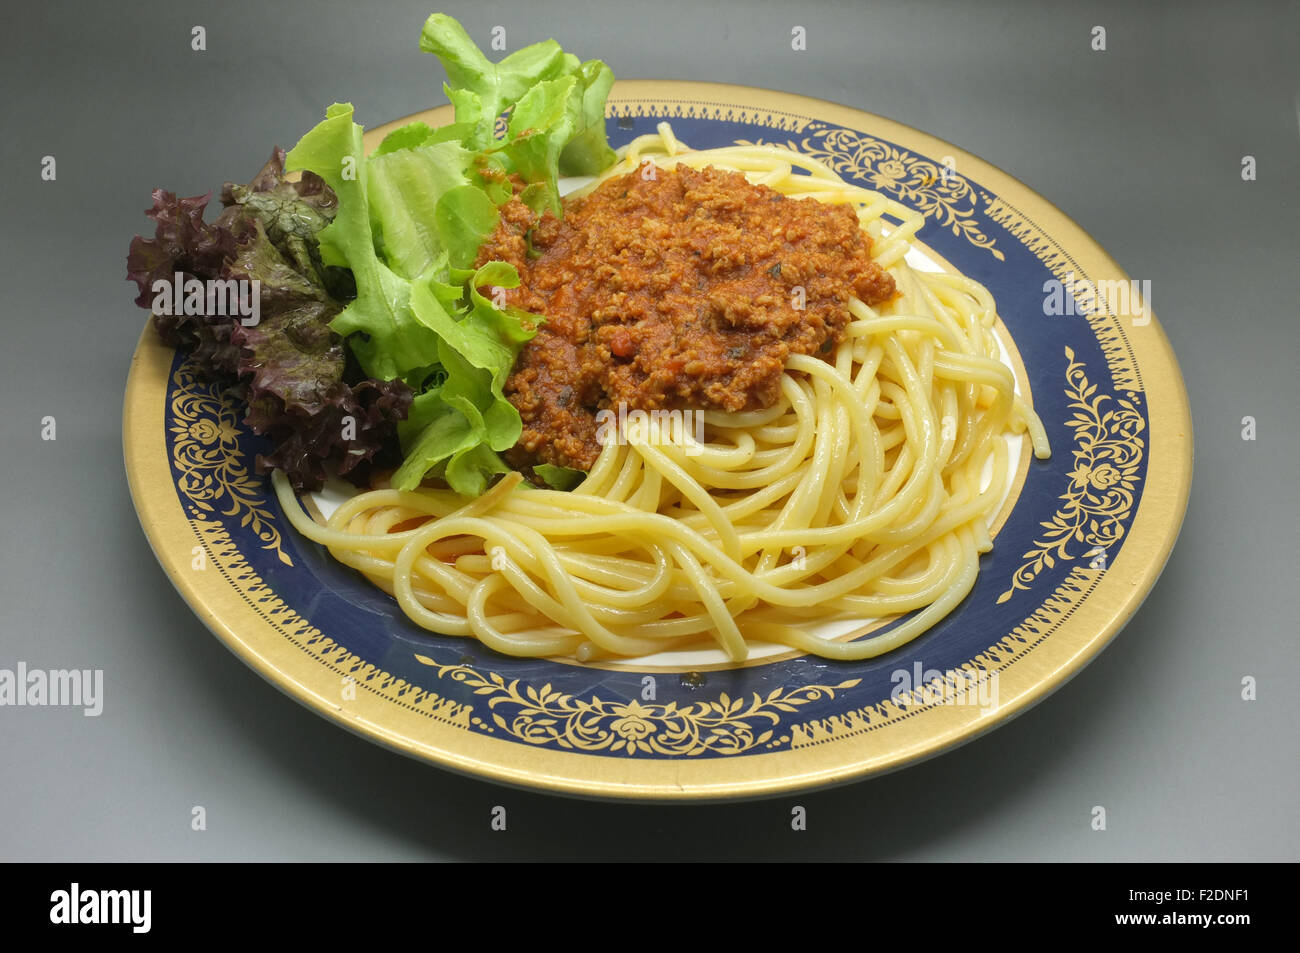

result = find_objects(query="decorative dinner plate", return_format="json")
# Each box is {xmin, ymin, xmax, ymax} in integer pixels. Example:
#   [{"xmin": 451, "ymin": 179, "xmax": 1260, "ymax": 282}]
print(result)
[{"xmin": 123, "ymin": 81, "xmax": 1192, "ymax": 800}]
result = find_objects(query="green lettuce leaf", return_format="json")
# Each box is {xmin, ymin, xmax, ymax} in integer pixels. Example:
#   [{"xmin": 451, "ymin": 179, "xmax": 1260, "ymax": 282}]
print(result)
[
  {"xmin": 490, "ymin": 75, "xmax": 579, "ymax": 215},
  {"xmin": 434, "ymin": 185, "xmax": 501, "ymax": 270},
  {"xmin": 287, "ymin": 102, "xmax": 540, "ymax": 496},
  {"xmin": 285, "ymin": 102, "xmax": 444, "ymax": 382},
  {"xmin": 392, "ymin": 343, "xmax": 512, "ymax": 497},
  {"xmin": 419, "ymin": 14, "xmax": 572, "ymax": 151},
  {"xmin": 533, "ymin": 464, "xmax": 585, "ymax": 490},
  {"xmin": 419, "ymin": 12, "xmax": 617, "ymax": 189},
  {"xmin": 273, "ymin": 16, "xmax": 619, "ymax": 497},
  {"xmin": 391, "ymin": 261, "xmax": 538, "ymax": 492},
  {"xmin": 367, "ymin": 138, "xmax": 479, "ymax": 279},
  {"xmin": 559, "ymin": 60, "xmax": 618, "ymax": 175}
]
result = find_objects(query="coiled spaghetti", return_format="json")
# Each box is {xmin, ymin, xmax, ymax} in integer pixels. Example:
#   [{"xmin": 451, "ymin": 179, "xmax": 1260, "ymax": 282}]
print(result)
[{"xmin": 274, "ymin": 123, "xmax": 1050, "ymax": 662}]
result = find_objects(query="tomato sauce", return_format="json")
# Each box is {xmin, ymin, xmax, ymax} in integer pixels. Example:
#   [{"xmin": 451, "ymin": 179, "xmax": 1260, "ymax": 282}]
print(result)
[{"xmin": 474, "ymin": 163, "xmax": 897, "ymax": 471}]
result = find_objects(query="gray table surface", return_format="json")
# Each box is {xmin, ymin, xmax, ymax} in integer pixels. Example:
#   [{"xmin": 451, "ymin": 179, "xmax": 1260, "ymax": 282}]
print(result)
[{"xmin": 1, "ymin": 0, "xmax": 1296, "ymax": 861}]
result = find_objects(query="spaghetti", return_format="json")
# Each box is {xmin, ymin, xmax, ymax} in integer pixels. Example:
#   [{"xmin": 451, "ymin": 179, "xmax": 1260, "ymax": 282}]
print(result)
[{"xmin": 274, "ymin": 123, "xmax": 1051, "ymax": 662}]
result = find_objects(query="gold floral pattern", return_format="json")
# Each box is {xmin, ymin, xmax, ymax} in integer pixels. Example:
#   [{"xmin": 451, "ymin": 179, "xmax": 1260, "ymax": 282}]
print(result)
[
  {"xmin": 169, "ymin": 359, "xmax": 293, "ymax": 566},
  {"xmin": 414, "ymin": 656, "xmax": 860, "ymax": 756},
  {"xmin": 740, "ymin": 124, "xmax": 1005, "ymax": 260},
  {"xmin": 997, "ymin": 347, "xmax": 1144, "ymax": 603},
  {"xmin": 608, "ymin": 100, "xmax": 810, "ymax": 133}
]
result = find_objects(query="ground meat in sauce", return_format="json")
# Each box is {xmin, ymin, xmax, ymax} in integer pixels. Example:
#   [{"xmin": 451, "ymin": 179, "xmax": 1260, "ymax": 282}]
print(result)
[{"xmin": 474, "ymin": 163, "xmax": 897, "ymax": 471}]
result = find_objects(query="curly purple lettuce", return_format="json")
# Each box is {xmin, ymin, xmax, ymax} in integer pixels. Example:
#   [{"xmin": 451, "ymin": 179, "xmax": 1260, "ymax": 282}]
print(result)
[{"xmin": 126, "ymin": 149, "xmax": 412, "ymax": 491}]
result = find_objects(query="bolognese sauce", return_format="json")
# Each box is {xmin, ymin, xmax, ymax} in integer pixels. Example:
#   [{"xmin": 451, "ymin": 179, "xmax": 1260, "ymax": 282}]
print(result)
[{"xmin": 474, "ymin": 163, "xmax": 897, "ymax": 472}]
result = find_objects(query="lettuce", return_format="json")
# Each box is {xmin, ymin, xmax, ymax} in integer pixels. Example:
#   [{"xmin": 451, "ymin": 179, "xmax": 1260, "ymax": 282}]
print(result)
[
  {"xmin": 419, "ymin": 13, "xmax": 617, "ymax": 213},
  {"xmin": 129, "ymin": 14, "xmax": 618, "ymax": 499},
  {"xmin": 493, "ymin": 75, "xmax": 580, "ymax": 216},
  {"xmin": 418, "ymin": 14, "xmax": 572, "ymax": 151},
  {"xmin": 534, "ymin": 464, "xmax": 585, "ymax": 490},
  {"xmin": 558, "ymin": 59, "xmax": 618, "ymax": 176},
  {"xmin": 285, "ymin": 104, "xmax": 538, "ymax": 495},
  {"xmin": 126, "ymin": 190, "xmax": 245, "ymax": 378},
  {"xmin": 285, "ymin": 104, "xmax": 445, "ymax": 383},
  {"xmin": 275, "ymin": 14, "xmax": 616, "ymax": 496},
  {"xmin": 367, "ymin": 139, "xmax": 478, "ymax": 279},
  {"xmin": 126, "ymin": 149, "xmax": 414, "ymax": 492}
]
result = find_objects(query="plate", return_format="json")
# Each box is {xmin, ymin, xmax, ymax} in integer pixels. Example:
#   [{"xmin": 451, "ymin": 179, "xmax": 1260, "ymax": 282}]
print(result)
[{"xmin": 123, "ymin": 81, "xmax": 1193, "ymax": 800}]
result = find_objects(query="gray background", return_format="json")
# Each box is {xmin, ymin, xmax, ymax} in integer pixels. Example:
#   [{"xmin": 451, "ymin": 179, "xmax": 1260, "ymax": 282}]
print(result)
[{"xmin": 1, "ymin": 0, "xmax": 1296, "ymax": 860}]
